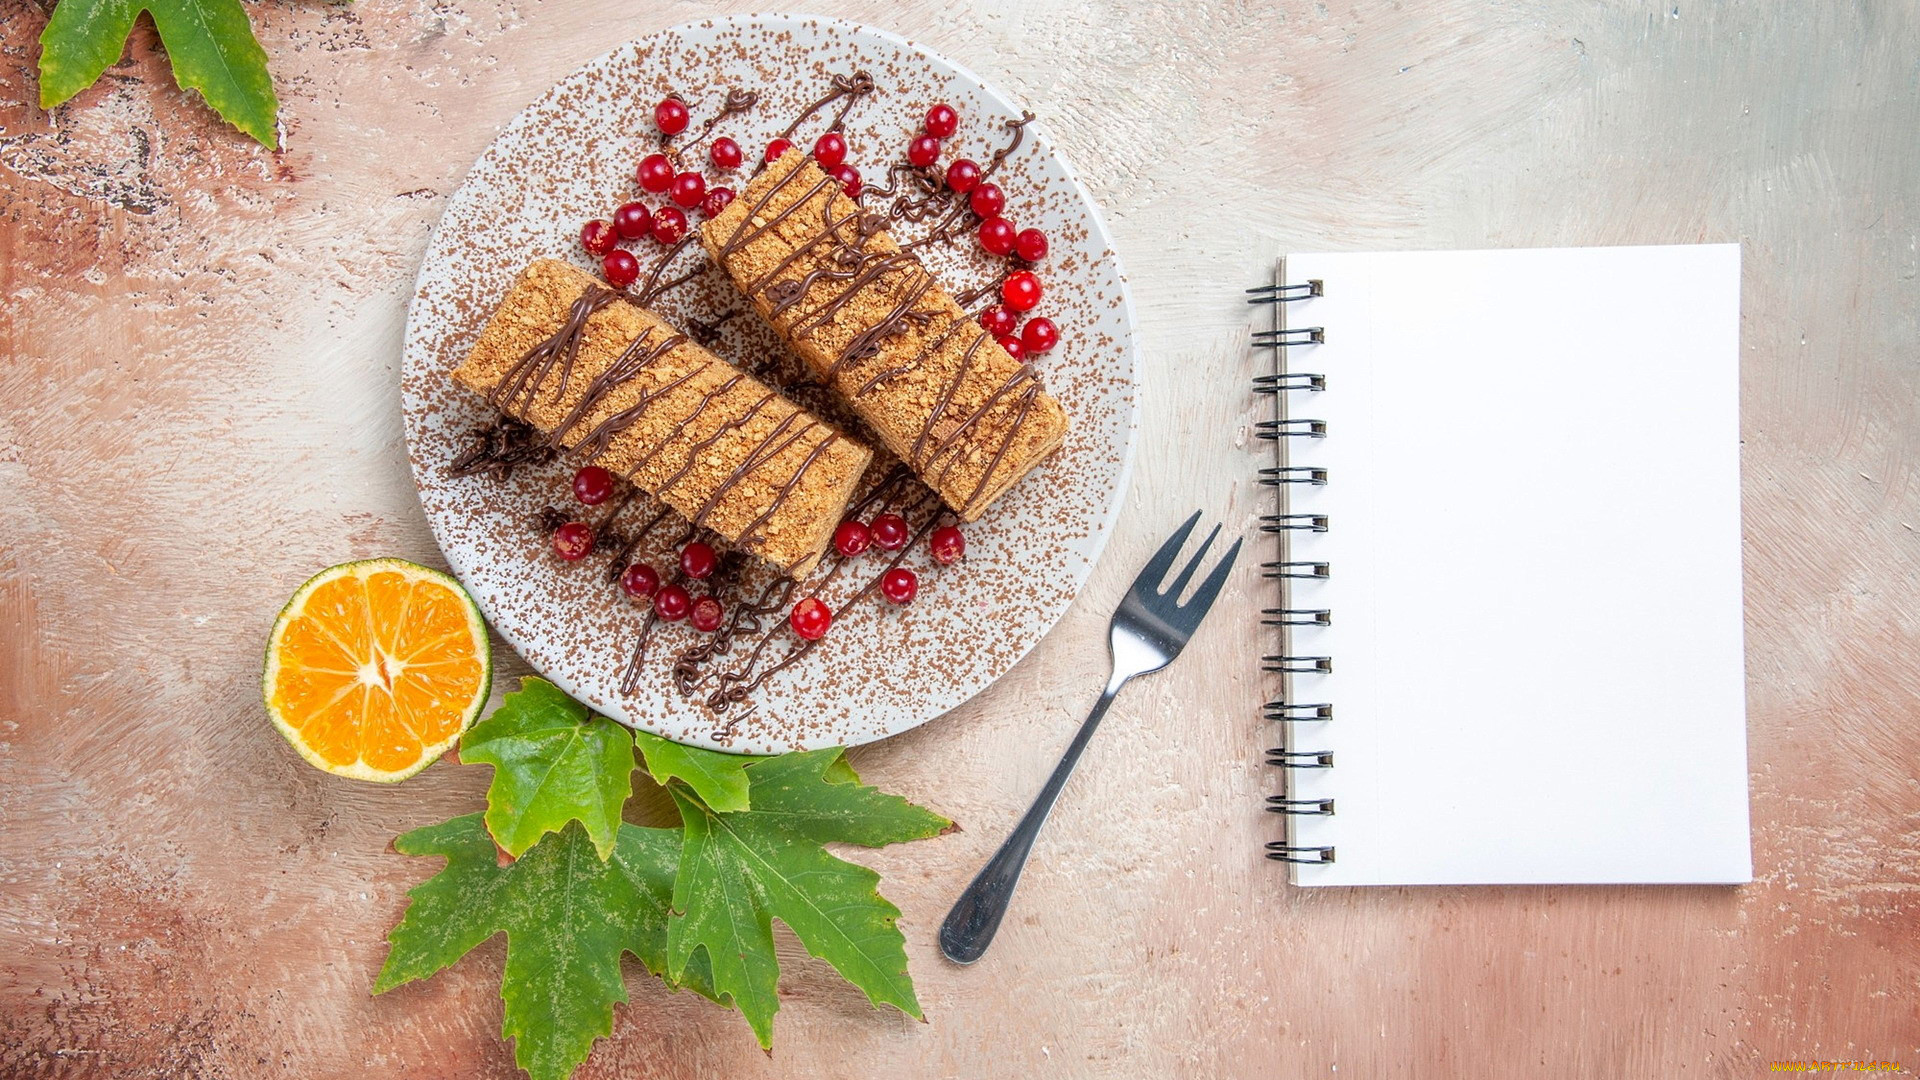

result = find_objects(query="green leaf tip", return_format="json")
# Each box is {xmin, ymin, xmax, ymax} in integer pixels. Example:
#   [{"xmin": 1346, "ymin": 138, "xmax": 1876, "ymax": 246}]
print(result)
[
  {"xmin": 38, "ymin": 0, "xmax": 279, "ymax": 148},
  {"xmin": 633, "ymin": 729, "xmax": 758, "ymax": 812}
]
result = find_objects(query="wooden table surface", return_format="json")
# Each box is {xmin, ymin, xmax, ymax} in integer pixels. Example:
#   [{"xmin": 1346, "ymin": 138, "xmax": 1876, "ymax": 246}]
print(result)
[{"xmin": 4, "ymin": 2, "xmax": 1916, "ymax": 1077}]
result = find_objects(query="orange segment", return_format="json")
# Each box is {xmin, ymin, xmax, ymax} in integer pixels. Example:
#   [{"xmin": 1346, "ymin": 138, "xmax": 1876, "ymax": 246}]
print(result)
[
  {"xmin": 364, "ymin": 569, "xmax": 415, "ymax": 655},
  {"xmin": 263, "ymin": 559, "xmax": 491, "ymax": 783}
]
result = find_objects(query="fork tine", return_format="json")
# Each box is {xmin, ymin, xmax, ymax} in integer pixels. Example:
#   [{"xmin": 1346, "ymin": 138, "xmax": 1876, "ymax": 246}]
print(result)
[
  {"xmin": 1179, "ymin": 537, "xmax": 1243, "ymax": 621},
  {"xmin": 1132, "ymin": 510, "xmax": 1202, "ymax": 595},
  {"xmin": 1163, "ymin": 523, "xmax": 1221, "ymax": 599}
]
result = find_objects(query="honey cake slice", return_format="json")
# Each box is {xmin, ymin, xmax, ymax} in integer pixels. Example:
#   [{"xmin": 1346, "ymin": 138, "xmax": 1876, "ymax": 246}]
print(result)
[
  {"xmin": 452, "ymin": 258, "xmax": 872, "ymax": 578},
  {"xmin": 702, "ymin": 149, "xmax": 1069, "ymax": 521}
]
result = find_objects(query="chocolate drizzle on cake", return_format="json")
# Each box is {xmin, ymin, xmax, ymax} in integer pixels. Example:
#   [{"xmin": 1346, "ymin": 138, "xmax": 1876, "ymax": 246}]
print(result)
[
  {"xmin": 476, "ymin": 276, "xmax": 854, "ymax": 570},
  {"xmin": 714, "ymin": 147, "xmax": 1052, "ymax": 514},
  {"xmin": 488, "ymin": 285, "xmax": 616, "ymax": 414},
  {"xmin": 550, "ymin": 326, "xmax": 690, "ymax": 450}
]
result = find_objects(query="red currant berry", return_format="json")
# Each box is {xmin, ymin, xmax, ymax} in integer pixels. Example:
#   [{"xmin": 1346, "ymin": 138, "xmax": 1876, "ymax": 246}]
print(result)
[
  {"xmin": 977, "ymin": 216, "xmax": 1017, "ymax": 256},
  {"xmin": 765, "ymin": 137, "xmax": 793, "ymax": 163},
  {"xmin": 997, "ymin": 333, "xmax": 1025, "ymax": 360},
  {"xmin": 834, "ymin": 519, "xmax": 872, "ymax": 558},
  {"xmin": 554, "ymin": 521, "xmax": 594, "ymax": 560},
  {"xmin": 689, "ymin": 595, "xmax": 724, "ymax": 632},
  {"xmin": 679, "ymin": 541, "xmax": 718, "ymax": 579},
  {"xmin": 979, "ymin": 305, "xmax": 1017, "ymax": 336},
  {"xmin": 881, "ymin": 567, "xmax": 919, "ymax": 605},
  {"xmin": 654, "ymin": 97, "xmax": 689, "ymax": 135},
  {"xmin": 870, "ymin": 513, "xmax": 909, "ymax": 551},
  {"xmin": 930, "ymin": 525, "xmax": 965, "ymax": 565},
  {"xmin": 701, "ymin": 186, "xmax": 735, "ymax": 218},
  {"xmin": 613, "ymin": 202, "xmax": 652, "ymax": 241},
  {"xmin": 636, "ymin": 153, "xmax": 674, "ymax": 192},
  {"xmin": 907, "ymin": 134, "xmax": 941, "ymax": 168},
  {"xmin": 670, "ymin": 171, "xmax": 706, "ymax": 209},
  {"xmin": 581, "ymin": 219, "xmax": 618, "ymax": 256},
  {"xmin": 603, "ymin": 249, "xmax": 640, "ymax": 289},
  {"xmin": 969, "ymin": 182, "xmax": 1005, "ymax": 218},
  {"xmin": 924, "ymin": 102, "xmax": 959, "ymax": 138},
  {"xmin": 1021, "ymin": 316, "xmax": 1059, "ymax": 355},
  {"xmin": 654, "ymin": 583, "xmax": 691, "ymax": 621},
  {"xmin": 572, "ymin": 465, "xmax": 614, "ymax": 505},
  {"xmin": 1015, "ymin": 227, "xmax": 1049, "ymax": 262},
  {"xmin": 621, "ymin": 562, "xmax": 660, "ymax": 599},
  {"xmin": 812, "ymin": 131, "xmax": 848, "ymax": 168},
  {"xmin": 1002, "ymin": 269, "xmax": 1042, "ymax": 312},
  {"xmin": 790, "ymin": 596, "xmax": 831, "ymax": 640},
  {"xmin": 830, "ymin": 163, "xmax": 862, "ymax": 199},
  {"xmin": 945, "ymin": 158, "xmax": 981, "ymax": 193},
  {"xmin": 651, "ymin": 206, "xmax": 688, "ymax": 244},
  {"xmin": 710, "ymin": 136, "xmax": 743, "ymax": 170}
]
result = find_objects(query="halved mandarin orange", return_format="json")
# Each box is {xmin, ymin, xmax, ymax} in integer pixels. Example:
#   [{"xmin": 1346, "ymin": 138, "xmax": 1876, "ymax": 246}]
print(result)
[{"xmin": 263, "ymin": 559, "xmax": 491, "ymax": 782}]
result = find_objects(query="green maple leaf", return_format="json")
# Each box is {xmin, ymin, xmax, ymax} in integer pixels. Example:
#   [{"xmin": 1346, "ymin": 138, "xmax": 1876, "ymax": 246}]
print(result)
[
  {"xmin": 38, "ymin": 0, "xmax": 280, "ymax": 148},
  {"xmin": 375, "ymin": 814, "xmax": 720, "ymax": 1080},
  {"xmin": 662, "ymin": 747, "xmax": 953, "ymax": 1048},
  {"xmin": 460, "ymin": 677, "xmax": 635, "ymax": 861}
]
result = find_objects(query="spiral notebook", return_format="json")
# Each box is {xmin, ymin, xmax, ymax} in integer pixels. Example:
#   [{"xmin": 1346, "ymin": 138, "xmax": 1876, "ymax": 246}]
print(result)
[{"xmin": 1253, "ymin": 244, "xmax": 1752, "ymax": 886}]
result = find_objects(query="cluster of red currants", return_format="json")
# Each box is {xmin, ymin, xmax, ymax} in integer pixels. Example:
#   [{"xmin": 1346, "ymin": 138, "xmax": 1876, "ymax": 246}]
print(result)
[
  {"xmin": 897, "ymin": 103, "xmax": 1058, "ymax": 361},
  {"xmin": 550, "ymin": 466, "xmax": 728, "ymax": 632},
  {"xmin": 617, "ymin": 538, "xmax": 725, "ymax": 634},
  {"xmin": 555, "ymin": 464, "xmax": 963, "ymax": 644},
  {"xmin": 579, "ymin": 96, "xmax": 745, "ymax": 290},
  {"xmin": 786, "ymin": 514, "xmax": 964, "ymax": 641}
]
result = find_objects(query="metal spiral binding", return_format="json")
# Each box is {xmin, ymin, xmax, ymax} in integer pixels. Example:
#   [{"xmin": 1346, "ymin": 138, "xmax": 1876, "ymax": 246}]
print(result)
[
  {"xmin": 1262, "ymin": 608, "xmax": 1331, "ymax": 626},
  {"xmin": 1265, "ymin": 842, "xmax": 1336, "ymax": 864},
  {"xmin": 1262, "ymin": 561, "xmax": 1329, "ymax": 579},
  {"xmin": 1252, "ymin": 327, "xmax": 1325, "ymax": 347},
  {"xmin": 1256, "ymin": 418, "xmax": 1327, "ymax": 440},
  {"xmin": 1266, "ymin": 749, "xmax": 1334, "ymax": 768},
  {"xmin": 1252, "ymin": 372, "xmax": 1326, "ymax": 394},
  {"xmin": 1266, "ymin": 797, "xmax": 1335, "ymax": 815},
  {"xmin": 1263, "ymin": 701, "xmax": 1333, "ymax": 721},
  {"xmin": 1246, "ymin": 279, "xmax": 1323, "ymax": 303},
  {"xmin": 1259, "ymin": 513, "xmax": 1328, "ymax": 533},
  {"xmin": 1252, "ymin": 263, "xmax": 1335, "ymax": 869},
  {"xmin": 1258, "ymin": 466, "xmax": 1328, "ymax": 486}
]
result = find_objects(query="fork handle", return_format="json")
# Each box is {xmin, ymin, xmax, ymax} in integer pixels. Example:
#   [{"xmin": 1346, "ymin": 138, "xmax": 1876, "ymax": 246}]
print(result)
[{"xmin": 939, "ymin": 671, "xmax": 1129, "ymax": 964}]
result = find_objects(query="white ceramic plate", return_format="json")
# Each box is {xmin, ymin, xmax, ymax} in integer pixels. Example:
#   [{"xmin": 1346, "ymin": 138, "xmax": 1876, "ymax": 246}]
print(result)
[{"xmin": 401, "ymin": 13, "xmax": 1137, "ymax": 753}]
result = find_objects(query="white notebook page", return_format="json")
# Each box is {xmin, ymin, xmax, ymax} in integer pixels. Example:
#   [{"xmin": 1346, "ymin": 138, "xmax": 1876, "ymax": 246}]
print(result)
[{"xmin": 1280, "ymin": 245, "xmax": 1751, "ymax": 885}]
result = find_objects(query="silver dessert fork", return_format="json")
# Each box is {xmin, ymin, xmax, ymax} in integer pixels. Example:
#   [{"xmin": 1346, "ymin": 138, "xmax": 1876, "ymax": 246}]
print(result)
[{"xmin": 939, "ymin": 511, "xmax": 1242, "ymax": 964}]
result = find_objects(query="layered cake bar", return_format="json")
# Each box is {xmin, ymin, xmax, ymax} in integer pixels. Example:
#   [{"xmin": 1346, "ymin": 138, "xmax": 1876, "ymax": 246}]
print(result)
[
  {"xmin": 702, "ymin": 150, "xmax": 1069, "ymax": 521},
  {"xmin": 453, "ymin": 258, "xmax": 872, "ymax": 578}
]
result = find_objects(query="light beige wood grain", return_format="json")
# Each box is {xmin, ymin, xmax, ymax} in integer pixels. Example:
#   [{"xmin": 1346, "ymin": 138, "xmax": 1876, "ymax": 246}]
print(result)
[{"xmin": 2, "ymin": 1, "xmax": 1916, "ymax": 1077}]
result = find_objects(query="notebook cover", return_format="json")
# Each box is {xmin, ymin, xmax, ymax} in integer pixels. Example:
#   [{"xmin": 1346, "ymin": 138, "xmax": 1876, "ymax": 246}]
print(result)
[{"xmin": 1275, "ymin": 244, "xmax": 1752, "ymax": 886}]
